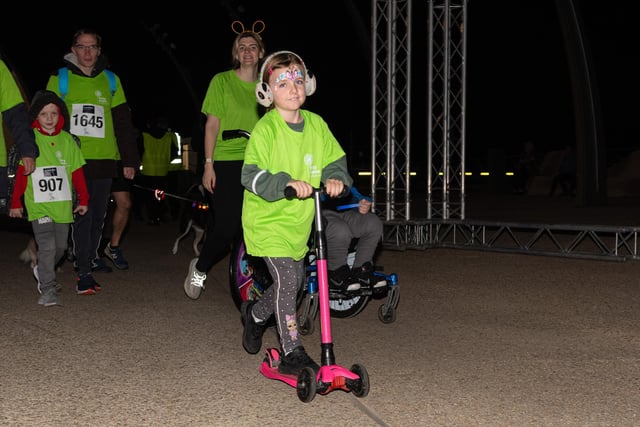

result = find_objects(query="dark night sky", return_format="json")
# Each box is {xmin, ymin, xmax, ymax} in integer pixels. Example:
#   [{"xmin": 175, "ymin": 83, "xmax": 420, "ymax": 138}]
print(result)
[{"xmin": 1, "ymin": 2, "xmax": 636, "ymax": 173}]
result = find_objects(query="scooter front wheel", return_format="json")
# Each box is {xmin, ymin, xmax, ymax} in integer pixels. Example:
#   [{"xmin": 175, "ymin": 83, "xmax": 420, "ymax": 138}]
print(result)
[
  {"xmin": 296, "ymin": 367, "xmax": 317, "ymax": 403},
  {"xmin": 348, "ymin": 363, "xmax": 370, "ymax": 398}
]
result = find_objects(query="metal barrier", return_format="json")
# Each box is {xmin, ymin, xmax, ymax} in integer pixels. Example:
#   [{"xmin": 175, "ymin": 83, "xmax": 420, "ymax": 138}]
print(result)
[{"xmin": 383, "ymin": 220, "xmax": 640, "ymax": 262}]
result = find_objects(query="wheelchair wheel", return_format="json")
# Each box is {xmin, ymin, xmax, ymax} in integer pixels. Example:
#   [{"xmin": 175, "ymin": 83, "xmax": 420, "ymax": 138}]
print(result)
[
  {"xmin": 378, "ymin": 304, "xmax": 397, "ymax": 323},
  {"xmin": 329, "ymin": 295, "xmax": 370, "ymax": 318},
  {"xmin": 229, "ymin": 233, "xmax": 272, "ymax": 310},
  {"xmin": 229, "ymin": 233, "xmax": 304, "ymax": 312}
]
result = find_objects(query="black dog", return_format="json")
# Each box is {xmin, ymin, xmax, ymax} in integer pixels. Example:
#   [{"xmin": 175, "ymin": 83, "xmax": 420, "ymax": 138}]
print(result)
[{"xmin": 171, "ymin": 184, "xmax": 209, "ymax": 256}]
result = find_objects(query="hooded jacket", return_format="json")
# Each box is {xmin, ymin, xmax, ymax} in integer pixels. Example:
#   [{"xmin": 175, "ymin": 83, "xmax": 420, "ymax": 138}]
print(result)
[{"xmin": 28, "ymin": 89, "xmax": 70, "ymax": 133}]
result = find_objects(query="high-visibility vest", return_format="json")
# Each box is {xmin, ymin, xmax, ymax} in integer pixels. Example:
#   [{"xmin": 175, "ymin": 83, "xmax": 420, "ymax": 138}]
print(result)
[{"xmin": 140, "ymin": 131, "xmax": 175, "ymax": 176}]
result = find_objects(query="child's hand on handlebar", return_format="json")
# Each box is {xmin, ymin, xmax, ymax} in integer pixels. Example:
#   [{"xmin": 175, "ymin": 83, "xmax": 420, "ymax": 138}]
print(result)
[
  {"xmin": 324, "ymin": 178, "xmax": 344, "ymax": 198},
  {"xmin": 286, "ymin": 180, "xmax": 313, "ymax": 199}
]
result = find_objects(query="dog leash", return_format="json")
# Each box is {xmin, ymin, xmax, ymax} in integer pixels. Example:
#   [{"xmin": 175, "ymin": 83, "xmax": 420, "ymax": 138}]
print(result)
[{"xmin": 132, "ymin": 184, "xmax": 209, "ymax": 211}]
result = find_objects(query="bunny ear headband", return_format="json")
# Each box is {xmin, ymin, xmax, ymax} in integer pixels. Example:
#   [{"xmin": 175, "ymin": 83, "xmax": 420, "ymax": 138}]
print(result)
[{"xmin": 231, "ymin": 20, "xmax": 266, "ymax": 39}]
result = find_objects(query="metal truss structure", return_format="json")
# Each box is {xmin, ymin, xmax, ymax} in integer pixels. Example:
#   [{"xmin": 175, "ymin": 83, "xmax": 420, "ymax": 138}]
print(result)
[
  {"xmin": 425, "ymin": 0, "xmax": 467, "ymax": 220},
  {"xmin": 383, "ymin": 220, "xmax": 640, "ymax": 262},
  {"xmin": 372, "ymin": 1, "xmax": 640, "ymax": 262},
  {"xmin": 371, "ymin": 0, "xmax": 412, "ymax": 220},
  {"xmin": 371, "ymin": 0, "xmax": 467, "ymax": 221}
]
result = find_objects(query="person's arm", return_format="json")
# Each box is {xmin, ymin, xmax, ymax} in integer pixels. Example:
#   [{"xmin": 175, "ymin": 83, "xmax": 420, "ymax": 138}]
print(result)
[
  {"xmin": 112, "ymin": 103, "xmax": 140, "ymax": 178},
  {"xmin": 201, "ymin": 114, "xmax": 220, "ymax": 193},
  {"xmin": 241, "ymin": 163, "xmax": 292, "ymax": 201},
  {"xmin": 8, "ymin": 164, "xmax": 27, "ymax": 216},
  {"xmin": 3, "ymin": 103, "xmax": 39, "ymax": 174},
  {"xmin": 72, "ymin": 167, "xmax": 89, "ymax": 207},
  {"xmin": 321, "ymin": 155, "xmax": 353, "ymax": 189}
]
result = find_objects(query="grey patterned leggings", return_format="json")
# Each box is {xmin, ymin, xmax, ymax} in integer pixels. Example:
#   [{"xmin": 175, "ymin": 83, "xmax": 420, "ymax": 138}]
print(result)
[{"xmin": 251, "ymin": 256, "xmax": 305, "ymax": 355}]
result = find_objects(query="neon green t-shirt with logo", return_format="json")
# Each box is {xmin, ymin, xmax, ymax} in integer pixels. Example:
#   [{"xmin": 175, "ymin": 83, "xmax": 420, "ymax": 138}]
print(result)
[
  {"xmin": 242, "ymin": 109, "xmax": 349, "ymax": 261},
  {"xmin": 201, "ymin": 69, "xmax": 260, "ymax": 161},
  {"xmin": 46, "ymin": 70, "xmax": 125, "ymax": 161},
  {"xmin": 23, "ymin": 130, "xmax": 86, "ymax": 223}
]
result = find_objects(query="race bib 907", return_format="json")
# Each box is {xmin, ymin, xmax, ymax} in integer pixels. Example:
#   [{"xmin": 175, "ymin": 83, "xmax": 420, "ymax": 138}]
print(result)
[{"xmin": 31, "ymin": 166, "xmax": 72, "ymax": 203}]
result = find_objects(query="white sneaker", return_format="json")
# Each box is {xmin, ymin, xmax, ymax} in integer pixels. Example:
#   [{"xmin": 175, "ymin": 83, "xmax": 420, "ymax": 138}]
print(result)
[
  {"xmin": 33, "ymin": 265, "xmax": 42, "ymax": 294},
  {"xmin": 184, "ymin": 258, "xmax": 206, "ymax": 300}
]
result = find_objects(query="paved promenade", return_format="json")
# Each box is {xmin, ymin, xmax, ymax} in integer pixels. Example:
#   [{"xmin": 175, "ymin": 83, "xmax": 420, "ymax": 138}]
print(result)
[{"xmin": 1, "ymin": 193, "xmax": 639, "ymax": 426}]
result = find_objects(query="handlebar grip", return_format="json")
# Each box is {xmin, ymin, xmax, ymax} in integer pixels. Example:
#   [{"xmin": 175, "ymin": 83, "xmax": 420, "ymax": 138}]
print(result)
[
  {"xmin": 284, "ymin": 184, "xmax": 350, "ymax": 200},
  {"xmin": 284, "ymin": 186, "xmax": 297, "ymax": 200}
]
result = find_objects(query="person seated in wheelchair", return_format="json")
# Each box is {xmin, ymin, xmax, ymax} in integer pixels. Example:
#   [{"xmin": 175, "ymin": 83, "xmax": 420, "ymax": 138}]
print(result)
[{"xmin": 322, "ymin": 186, "xmax": 387, "ymax": 292}]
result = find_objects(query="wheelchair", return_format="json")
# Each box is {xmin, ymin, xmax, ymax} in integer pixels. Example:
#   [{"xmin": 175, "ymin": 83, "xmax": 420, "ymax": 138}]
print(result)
[
  {"xmin": 222, "ymin": 128, "xmax": 399, "ymax": 335},
  {"xmin": 228, "ymin": 230, "xmax": 399, "ymax": 336}
]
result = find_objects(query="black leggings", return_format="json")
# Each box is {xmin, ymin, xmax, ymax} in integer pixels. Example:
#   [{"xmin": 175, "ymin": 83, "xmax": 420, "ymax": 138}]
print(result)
[{"xmin": 195, "ymin": 160, "xmax": 244, "ymax": 273}]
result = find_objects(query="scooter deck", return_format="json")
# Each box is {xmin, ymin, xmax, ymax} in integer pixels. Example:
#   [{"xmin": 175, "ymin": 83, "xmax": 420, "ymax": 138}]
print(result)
[
  {"xmin": 259, "ymin": 347, "xmax": 298, "ymax": 388},
  {"xmin": 259, "ymin": 362, "xmax": 298, "ymax": 388}
]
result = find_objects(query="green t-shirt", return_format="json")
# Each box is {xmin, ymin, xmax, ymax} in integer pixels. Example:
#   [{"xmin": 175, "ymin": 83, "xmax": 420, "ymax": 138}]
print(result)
[
  {"xmin": 242, "ymin": 109, "xmax": 348, "ymax": 260},
  {"xmin": 46, "ymin": 70, "xmax": 126, "ymax": 161},
  {"xmin": 23, "ymin": 130, "xmax": 86, "ymax": 223},
  {"xmin": 0, "ymin": 59, "xmax": 26, "ymax": 166},
  {"xmin": 201, "ymin": 69, "xmax": 260, "ymax": 161}
]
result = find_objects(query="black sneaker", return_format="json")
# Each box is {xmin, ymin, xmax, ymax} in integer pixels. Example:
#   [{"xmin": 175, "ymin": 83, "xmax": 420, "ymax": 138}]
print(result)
[
  {"xmin": 241, "ymin": 301, "xmax": 266, "ymax": 354},
  {"xmin": 278, "ymin": 346, "xmax": 320, "ymax": 376},
  {"xmin": 76, "ymin": 274, "xmax": 98, "ymax": 295},
  {"xmin": 329, "ymin": 265, "xmax": 360, "ymax": 291},
  {"xmin": 350, "ymin": 262, "xmax": 387, "ymax": 289}
]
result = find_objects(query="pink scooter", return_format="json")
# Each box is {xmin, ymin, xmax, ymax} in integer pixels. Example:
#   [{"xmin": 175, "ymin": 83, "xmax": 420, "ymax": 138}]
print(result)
[{"xmin": 259, "ymin": 186, "xmax": 370, "ymax": 403}]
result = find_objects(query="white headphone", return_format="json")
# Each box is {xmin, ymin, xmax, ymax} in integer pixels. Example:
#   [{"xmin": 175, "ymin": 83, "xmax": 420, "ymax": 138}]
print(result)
[{"xmin": 255, "ymin": 50, "xmax": 316, "ymax": 107}]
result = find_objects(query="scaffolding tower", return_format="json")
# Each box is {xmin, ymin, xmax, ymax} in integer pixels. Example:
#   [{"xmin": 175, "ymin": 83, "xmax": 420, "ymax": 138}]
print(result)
[{"xmin": 371, "ymin": 0, "xmax": 467, "ymax": 221}]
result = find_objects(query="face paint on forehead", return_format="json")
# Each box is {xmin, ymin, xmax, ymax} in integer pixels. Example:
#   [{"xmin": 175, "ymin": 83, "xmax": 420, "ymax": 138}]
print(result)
[{"xmin": 272, "ymin": 66, "xmax": 304, "ymax": 84}]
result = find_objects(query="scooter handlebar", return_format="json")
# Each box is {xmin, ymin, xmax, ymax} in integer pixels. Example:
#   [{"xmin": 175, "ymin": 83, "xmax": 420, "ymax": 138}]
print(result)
[{"xmin": 284, "ymin": 184, "xmax": 350, "ymax": 200}]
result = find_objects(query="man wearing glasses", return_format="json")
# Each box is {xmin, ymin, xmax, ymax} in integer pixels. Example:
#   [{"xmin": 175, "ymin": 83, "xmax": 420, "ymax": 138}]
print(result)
[{"xmin": 46, "ymin": 28, "xmax": 139, "ymax": 295}]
